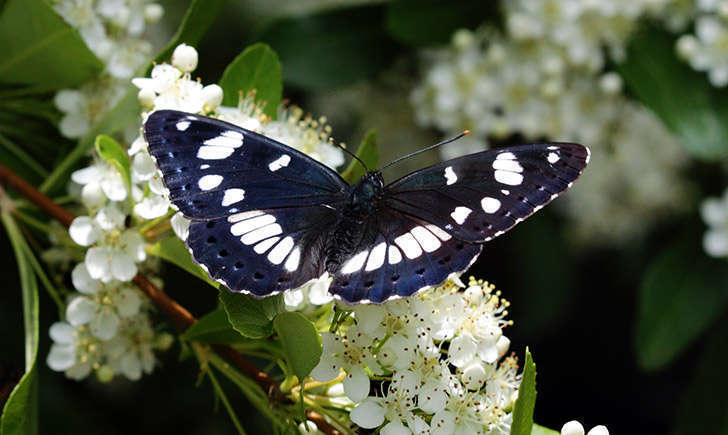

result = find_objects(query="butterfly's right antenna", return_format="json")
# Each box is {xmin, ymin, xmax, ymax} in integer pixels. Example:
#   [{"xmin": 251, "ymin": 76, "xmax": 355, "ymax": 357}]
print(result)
[
  {"xmin": 380, "ymin": 130, "xmax": 470, "ymax": 171},
  {"xmin": 333, "ymin": 139, "xmax": 369, "ymax": 172}
]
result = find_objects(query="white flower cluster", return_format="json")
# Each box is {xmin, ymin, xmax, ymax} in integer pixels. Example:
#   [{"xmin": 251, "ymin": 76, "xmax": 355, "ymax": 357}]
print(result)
[
  {"xmin": 676, "ymin": 0, "xmax": 728, "ymax": 86},
  {"xmin": 311, "ymin": 278, "xmax": 519, "ymax": 434},
  {"xmin": 49, "ymin": 43, "xmax": 347, "ymax": 381},
  {"xmin": 411, "ymin": 0, "xmax": 693, "ymax": 243},
  {"xmin": 52, "ymin": 0, "xmax": 164, "ymax": 138},
  {"xmin": 700, "ymin": 187, "xmax": 728, "ymax": 257}
]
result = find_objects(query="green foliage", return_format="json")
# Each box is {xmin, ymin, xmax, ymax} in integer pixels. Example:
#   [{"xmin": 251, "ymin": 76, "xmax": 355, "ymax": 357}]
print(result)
[
  {"xmin": 0, "ymin": 213, "xmax": 39, "ymax": 435},
  {"xmin": 258, "ymin": 5, "xmax": 398, "ymax": 89},
  {"xmin": 531, "ymin": 425, "xmax": 559, "ymax": 435},
  {"xmin": 219, "ymin": 290, "xmax": 285, "ymax": 339},
  {"xmin": 385, "ymin": 0, "xmax": 497, "ymax": 46},
  {"xmin": 148, "ymin": 237, "xmax": 219, "ymax": 288},
  {"xmin": 219, "ymin": 43, "xmax": 283, "ymax": 118},
  {"xmin": 152, "ymin": 0, "xmax": 226, "ymax": 69},
  {"xmin": 511, "ymin": 348, "xmax": 537, "ymax": 435},
  {"xmin": 342, "ymin": 129, "xmax": 379, "ymax": 183},
  {"xmin": 0, "ymin": 0, "xmax": 102, "ymax": 89},
  {"xmin": 181, "ymin": 308, "xmax": 247, "ymax": 344},
  {"xmin": 95, "ymin": 135, "xmax": 131, "ymax": 193},
  {"xmin": 273, "ymin": 312, "xmax": 322, "ymax": 381},
  {"xmin": 619, "ymin": 28, "xmax": 728, "ymax": 161},
  {"xmin": 672, "ymin": 321, "xmax": 728, "ymax": 435},
  {"xmin": 635, "ymin": 237, "xmax": 728, "ymax": 371}
]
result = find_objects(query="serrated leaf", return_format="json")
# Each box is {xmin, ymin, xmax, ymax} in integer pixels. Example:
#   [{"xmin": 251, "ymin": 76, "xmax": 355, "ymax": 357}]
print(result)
[
  {"xmin": 273, "ymin": 312, "xmax": 322, "ymax": 381},
  {"xmin": 94, "ymin": 135, "xmax": 131, "ymax": 193},
  {"xmin": 258, "ymin": 6, "xmax": 398, "ymax": 89},
  {"xmin": 148, "ymin": 237, "xmax": 218, "ymax": 289},
  {"xmin": 385, "ymin": 0, "xmax": 497, "ymax": 46},
  {"xmin": 219, "ymin": 43, "xmax": 282, "ymax": 118},
  {"xmin": 618, "ymin": 28, "xmax": 728, "ymax": 161},
  {"xmin": 635, "ymin": 237, "xmax": 728, "ymax": 371},
  {"xmin": 181, "ymin": 308, "xmax": 247, "ymax": 344},
  {"xmin": 511, "ymin": 348, "xmax": 537, "ymax": 435},
  {"xmin": 152, "ymin": 0, "xmax": 226, "ymax": 69},
  {"xmin": 1, "ymin": 213, "xmax": 39, "ymax": 435},
  {"xmin": 219, "ymin": 290, "xmax": 285, "ymax": 339},
  {"xmin": 342, "ymin": 129, "xmax": 378, "ymax": 183},
  {"xmin": 0, "ymin": 0, "xmax": 102, "ymax": 88},
  {"xmin": 671, "ymin": 321, "xmax": 728, "ymax": 435},
  {"xmin": 531, "ymin": 425, "xmax": 559, "ymax": 435}
]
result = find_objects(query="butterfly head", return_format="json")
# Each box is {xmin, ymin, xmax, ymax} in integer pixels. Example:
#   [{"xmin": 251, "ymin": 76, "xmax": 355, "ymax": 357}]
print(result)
[{"xmin": 347, "ymin": 171, "xmax": 384, "ymax": 215}]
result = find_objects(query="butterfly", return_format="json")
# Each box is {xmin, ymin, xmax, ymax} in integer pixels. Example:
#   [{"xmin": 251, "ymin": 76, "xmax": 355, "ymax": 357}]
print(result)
[{"xmin": 144, "ymin": 110, "xmax": 589, "ymax": 304}]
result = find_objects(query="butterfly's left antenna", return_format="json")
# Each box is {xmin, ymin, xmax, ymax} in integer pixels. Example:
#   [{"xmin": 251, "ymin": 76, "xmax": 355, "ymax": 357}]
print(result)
[
  {"xmin": 380, "ymin": 130, "xmax": 470, "ymax": 171},
  {"xmin": 334, "ymin": 139, "xmax": 369, "ymax": 172}
]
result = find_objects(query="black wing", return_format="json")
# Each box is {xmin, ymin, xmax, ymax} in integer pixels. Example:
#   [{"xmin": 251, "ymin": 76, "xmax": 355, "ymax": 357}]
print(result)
[
  {"xmin": 327, "ymin": 142, "xmax": 589, "ymax": 304},
  {"xmin": 144, "ymin": 110, "xmax": 348, "ymax": 297},
  {"xmin": 382, "ymin": 143, "xmax": 589, "ymax": 242}
]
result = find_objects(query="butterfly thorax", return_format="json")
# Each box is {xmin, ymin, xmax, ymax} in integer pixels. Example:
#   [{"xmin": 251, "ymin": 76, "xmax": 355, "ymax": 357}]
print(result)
[{"xmin": 324, "ymin": 172, "xmax": 384, "ymax": 271}]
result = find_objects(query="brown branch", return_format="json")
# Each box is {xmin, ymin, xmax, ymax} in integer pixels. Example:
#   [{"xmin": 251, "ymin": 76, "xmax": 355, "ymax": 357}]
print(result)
[{"xmin": 0, "ymin": 162, "xmax": 341, "ymax": 433}]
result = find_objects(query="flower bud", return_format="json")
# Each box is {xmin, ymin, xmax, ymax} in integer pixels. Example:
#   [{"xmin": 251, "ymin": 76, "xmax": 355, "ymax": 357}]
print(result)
[
  {"xmin": 676, "ymin": 35, "xmax": 698, "ymax": 60},
  {"xmin": 587, "ymin": 426, "xmax": 609, "ymax": 435},
  {"xmin": 96, "ymin": 365, "xmax": 115, "ymax": 383},
  {"xmin": 144, "ymin": 3, "xmax": 164, "ymax": 22},
  {"xmin": 561, "ymin": 420, "xmax": 585, "ymax": 435},
  {"xmin": 599, "ymin": 72, "xmax": 622, "ymax": 95},
  {"xmin": 461, "ymin": 360, "xmax": 486, "ymax": 390},
  {"xmin": 138, "ymin": 87, "xmax": 155, "ymax": 107},
  {"xmin": 155, "ymin": 332, "xmax": 175, "ymax": 350},
  {"xmin": 202, "ymin": 84, "xmax": 223, "ymax": 110},
  {"xmin": 172, "ymin": 44, "xmax": 198, "ymax": 73}
]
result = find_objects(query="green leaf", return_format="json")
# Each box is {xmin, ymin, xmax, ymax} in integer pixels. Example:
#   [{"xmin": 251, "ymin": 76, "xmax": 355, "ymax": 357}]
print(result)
[
  {"xmin": 385, "ymin": 0, "xmax": 497, "ymax": 46},
  {"xmin": 531, "ymin": 425, "xmax": 559, "ymax": 435},
  {"xmin": 671, "ymin": 320, "xmax": 728, "ymax": 435},
  {"xmin": 1, "ymin": 213, "xmax": 39, "ymax": 435},
  {"xmin": 341, "ymin": 129, "xmax": 378, "ymax": 183},
  {"xmin": 618, "ymin": 28, "xmax": 728, "ymax": 161},
  {"xmin": 0, "ymin": 0, "xmax": 102, "ymax": 88},
  {"xmin": 635, "ymin": 237, "xmax": 728, "ymax": 371},
  {"xmin": 152, "ymin": 0, "xmax": 226, "ymax": 68},
  {"xmin": 219, "ymin": 43, "xmax": 282, "ymax": 118},
  {"xmin": 181, "ymin": 308, "xmax": 247, "ymax": 344},
  {"xmin": 511, "ymin": 348, "xmax": 537, "ymax": 435},
  {"xmin": 273, "ymin": 312, "xmax": 322, "ymax": 381},
  {"xmin": 258, "ymin": 5, "xmax": 398, "ymax": 89},
  {"xmin": 219, "ymin": 290, "xmax": 284, "ymax": 339},
  {"xmin": 94, "ymin": 135, "xmax": 131, "ymax": 193},
  {"xmin": 148, "ymin": 237, "xmax": 219, "ymax": 289}
]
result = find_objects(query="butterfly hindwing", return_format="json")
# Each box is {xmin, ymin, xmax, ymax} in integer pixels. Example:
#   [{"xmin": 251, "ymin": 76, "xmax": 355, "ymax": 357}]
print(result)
[
  {"xmin": 328, "ymin": 209, "xmax": 482, "ymax": 303},
  {"xmin": 382, "ymin": 143, "xmax": 589, "ymax": 243},
  {"xmin": 144, "ymin": 110, "xmax": 348, "ymax": 219}
]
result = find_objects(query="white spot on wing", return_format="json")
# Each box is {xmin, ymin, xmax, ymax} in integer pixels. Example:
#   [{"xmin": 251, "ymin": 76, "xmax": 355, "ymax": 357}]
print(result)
[
  {"xmin": 241, "ymin": 223, "xmax": 282, "ymax": 245},
  {"xmin": 268, "ymin": 155, "xmax": 291, "ymax": 172},
  {"xmin": 200, "ymin": 164, "xmax": 210, "ymax": 169},
  {"xmin": 341, "ymin": 250, "xmax": 369, "ymax": 274},
  {"xmin": 231, "ymin": 214, "xmax": 275, "ymax": 236},
  {"xmin": 547, "ymin": 152, "xmax": 559, "ymax": 164},
  {"xmin": 204, "ymin": 131, "xmax": 243, "ymax": 148},
  {"xmin": 494, "ymin": 170, "xmax": 523, "ymax": 186},
  {"xmin": 481, "ymin": 197, "xmax": 501, "ymax": 214},
  {"xmin": 268, "ymin": 237, "xmax": 294, "ymax": 265},
  {"xmin": 176, "ymin": 121, "xmax": 190, "ymax": 131},
  {"xmin": 284, "ymin": 247, "xmax": 301, "ymax": 272},
  {"xmin": 365, "ymin": 242, "xmax": 387, "ymax": 271},
  {"xmin": 426, "ymin": 225, "xmax": 452, "ymax": 241},
  {"xmin": 492, "ymin": 159, "xmax": 523, "ymax": 172},
  {"xmin": 497, "ymin": 152, "xmax": 516, "ymax": 160},
  {"xmin": 394, "ymin": 233, "xmax": 423, "ymax": 259},
  {"xmin": 197, "ymin": 146, "xmax": 235, "ymax": 160},
  {"xmin": 501, "ymin": 189, "xmax": 510, "ymax": 195},
  {"xmin": 228, "ymin": 210, "xmax": 263, "ymax": 223},
  {"xmin": 388, "ymin": 245, "xmax": 402, "ymax": 264},
  {"xmin": 548, "ymin": 145, "xmax": 559, "ymax": 150},
  {"xmin": 450, "ymin": 206, "xmax": 472, "ymax": 224},
  {"xmin": 444, "ymin": 166, "xmax": 457, "ymax": 185},
  {"xmin": 410, "ymin": 226, "xmax": 441, "ymax": 252},
  {"xmin": 221, "ymin": 188, "xmax": 245, "ymax": 206},
  {"xmin": 254, "ymin": 237, "xmax": 279, "ymax": 254},
  {"xmin": 198, "ymin": 174, "xmax": 223, "ymax": 191}
]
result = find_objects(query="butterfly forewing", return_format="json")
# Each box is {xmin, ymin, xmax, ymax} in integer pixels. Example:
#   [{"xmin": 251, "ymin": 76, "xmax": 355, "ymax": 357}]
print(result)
[
  {"xmin": 144, "ymin": 110, "xmax": 347, "ymax": 297},
  {"xmin": 144, "ymin": 110, "xmax": 347, "ymax": 219},
  {"xmin": 382, "ymin": 143, "xmax": 589, "ymax": 243}
]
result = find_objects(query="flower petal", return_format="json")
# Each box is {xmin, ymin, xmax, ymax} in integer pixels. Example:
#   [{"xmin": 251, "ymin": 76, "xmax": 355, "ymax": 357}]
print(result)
[
  {"xmin": 66, "ymin": 296, "xmax": 96, "ymax": 326},
  {"xmin": 85, "ymin": 246, "xmax": 112, "ymax": 281},
  {"xmin": 350, "ymin": 399, "xmax": 385, "ymax": 429},
  {"xmin": 111, "ymin": 252, "xmax": 138, "ymax": 282},
  {"xmin": 116, "ymin": 288, "xmax": 142, "ymax": 317},
  {"xmin": 69, "ymin": 216, "xmax": 100, "ymax": 246},
  {"xmin": 90, "ymin": 309, "xmax": 120, "ymax": 340},
  {"xmin": 72, "ymin": 263, "xmax": 100, "ymax": 294},
  {"xmin": 343, "ymin": 365, "xmax": 370, "ymax": 402},
  {"xmin": 47, "ymin": 344, "xmax": 76, "ymax": 371},
  {"xmin": 49, "ymin": 322, "xmax": 76, "ymax": 344}
]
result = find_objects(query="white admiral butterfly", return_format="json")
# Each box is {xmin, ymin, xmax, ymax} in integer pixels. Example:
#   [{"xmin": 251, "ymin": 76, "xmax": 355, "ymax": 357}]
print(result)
[{"xmin": 144, "ymin": 110, "xmax": 589, "ymax": 304}]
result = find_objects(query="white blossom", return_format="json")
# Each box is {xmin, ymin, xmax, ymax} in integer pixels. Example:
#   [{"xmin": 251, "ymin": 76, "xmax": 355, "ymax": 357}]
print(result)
[{"xmin": 701, "ymin": 188, "xmax": 728, "ymax": 257}]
